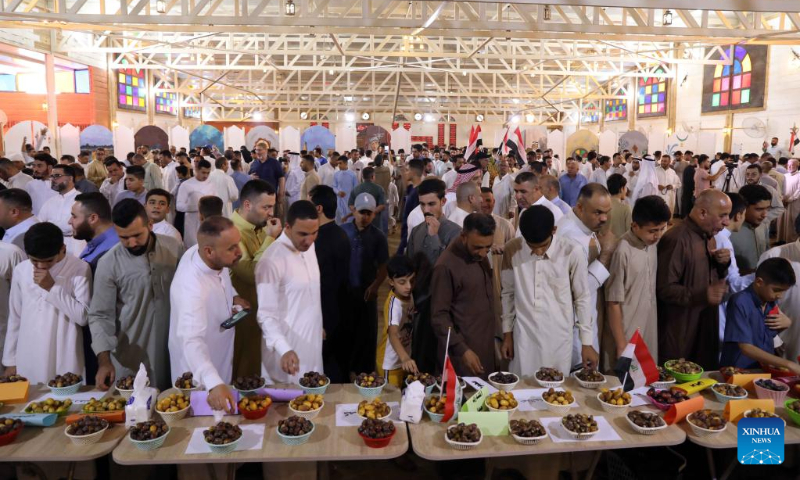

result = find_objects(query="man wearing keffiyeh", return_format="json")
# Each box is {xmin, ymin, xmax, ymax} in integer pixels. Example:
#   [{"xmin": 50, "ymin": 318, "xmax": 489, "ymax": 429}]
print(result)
[{"xmin": 444, "ymin": 161, "xmax": 484, "ymax": 218}]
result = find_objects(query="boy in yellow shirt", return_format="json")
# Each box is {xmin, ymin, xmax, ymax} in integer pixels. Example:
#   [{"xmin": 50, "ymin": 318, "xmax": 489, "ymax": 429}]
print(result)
[{"xmin": 375, "ymin": 255, "xmax": 416, "ymax": 387}]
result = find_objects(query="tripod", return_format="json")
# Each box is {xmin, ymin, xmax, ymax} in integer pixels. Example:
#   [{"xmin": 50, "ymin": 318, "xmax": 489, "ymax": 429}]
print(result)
[{"xmin": 721, "ymin": 167, "xmax": 736, "ymax": 193}]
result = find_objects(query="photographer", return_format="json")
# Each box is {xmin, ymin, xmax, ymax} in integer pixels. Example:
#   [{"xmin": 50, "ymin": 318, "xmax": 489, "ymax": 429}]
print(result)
[{"xmin": 695, "ymin": 155, "xmax": 725, "ymax": 197}]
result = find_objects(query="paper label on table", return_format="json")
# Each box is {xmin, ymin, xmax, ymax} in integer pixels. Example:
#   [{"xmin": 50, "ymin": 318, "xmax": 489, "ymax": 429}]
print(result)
[
  {"xmin": 0, "ymin": 381, "xmax": 29, "ymax": 404},
  {"xmin": 675, "ymin": 378, "xmax": 717, "ymax": 395},
  {"xmin": 628, "ymin": 387, "xmax": 655, "ymax": 407},
  {"xmin": 725, "ymin": 399, "xmax": 775, "ymax": 423},
  {"xmin": 184, "ymin": 424, "xmax": 265, "ymax": 454},
  {"xmin": 461, "ymin": 387, "xmax": 489, "ymax": 413},
  {"xmin": 512, "ymin": 389, "xmax": 580, "ymax": 412},
  {"xmin": 457, "ymin": 411, "xmax": 508, "ymax": 436},
  {"xmin": 335, "ymin": 402, "xmax": 403, "ymax": 427},
  {"xmin": 461, "ymin": 377, "xmax": 498, "ymax": 394},
  {"xmin": 664, "ymin": 395, "xmax": 704, "ymax": 425},
  {"xmin": 28, "ymin": 390, "xmax": 100, "ymax": 405},
  {"xmin": 540, "ymin": 416, "xmax": 622, "ymax": 443},
  {"xmin": 730, "ymin": 373, "xmax": 771, "ymax": 391}
]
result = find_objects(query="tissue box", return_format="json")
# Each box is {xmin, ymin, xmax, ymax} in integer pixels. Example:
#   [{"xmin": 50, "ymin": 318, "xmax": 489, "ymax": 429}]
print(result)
[
  {"xmin": 399, "ymin": 382, "xmax": 424, "ymax": 424},
  {"xmin": 124, "ymin": 386, "xmax": 157, "ymax": 428},
  {"xmin": 0, "ymin": 381, "xmax": 29, "ymax": 404}
]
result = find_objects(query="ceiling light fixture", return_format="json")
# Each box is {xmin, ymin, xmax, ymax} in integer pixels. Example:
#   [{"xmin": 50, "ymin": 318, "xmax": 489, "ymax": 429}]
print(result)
[
  {"xmin": 424, "ymin": 113, "xmax": 435, "ymax": 122},
  {"xmin": 362, "ymin": 112, "xmax": 370, "ymax": 120},
  {"xmin": 328, "ymin": 69, "xmax": 334, "ymax": 75},
  {"xmin": 156, "ymin": 0, "xmax": 166, "ymax": 13},
  {"xmin": 476, "ymin": 114, "xmax": 484, "ymax": 122},
  {"xmin": 663, "ymin": 9, "xmax": 673, "ymax": 26},
  {"xmin": 525, "ymin": 113, "xmax": 535, "ymax": 123},
  {"xmin": 285, "ymin": 0, "xmax": 296, "ymax": 16},
  {"xmin": 414, "ymin": 113, "xmax": 423, "ymax": 121},
  {"xmin": 510, "ymin": 114, "xmax": 521, "ymax": 124},
  {"xmin": 345, "ymin": 112, "xmax": 355, "ymax": 122},
  {"xmin": 543, "ymin": 5, "xmax": 551, "ymax": 21},
  {"xmin": 253, "ymin": 112, "xmax": 263, "ymax": 121},
  {"xmin": 300, "ymin": 112, "xmax": 308, "ymax": 120}
]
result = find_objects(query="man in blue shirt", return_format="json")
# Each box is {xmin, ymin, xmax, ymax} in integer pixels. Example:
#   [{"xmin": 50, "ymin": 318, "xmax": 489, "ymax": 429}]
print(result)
[
  {"xmin": 71, "ymin": 192, "xmax": 120, "ymax": 273},
  {"xmin": 230, "ymin": 159, "xmax": 250, "ymax": 210},
  {"xmin": 341, "ymin": 193, "xmax": 389, "ymax": 375},
  {"xmin": 721, "ymin": 257, "xmax": 800, "ymax": 372},
  {"xmin": 559, "ymin": 158, "xmax": 589, "ymax": 207},
  {"xmin": 249, "ymin": 145, "xmax": 285, "ymax": 198}
]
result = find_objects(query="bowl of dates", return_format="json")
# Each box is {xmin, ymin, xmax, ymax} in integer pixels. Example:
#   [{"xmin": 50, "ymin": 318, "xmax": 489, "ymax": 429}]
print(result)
[
  {"xmin": 760, "ymin": 363, "xmax": 794, "ymax": 378},
  {"xmin": 424, "ymin": 395, "xmax": 448, "ymax": 422},
  {"xmin": 784, "ymin": 399, "xmax": 800, "ymax": 426},
  {"xmin": 597, "ymin": 388, "xmax": 632, "ymax": 413},
  {"xmin": 156, "ymin": 392, "xmax": 191, "ymax": 424},
  {"xmin": 743, "ymin": 408, "xmax": 785, "ymax": 426},
  {"xmin": 534, "ymin": 368, "xmax": 564, "ymax": 388},
  {"xmin": 664, "ymin": 359, "xmax": 703, "ymax": 382},
  {"xmin": 488, "ymin": 372, "xmax": 519, "ymax": 391},
  {"xmin": 573, "ymin": 369, "xmax": 607, "ymax": 389},
  {"xmin": 298, "ymin": 371, "xmax": 330, "ymax": 394},
  {"xmin": 405, "ymin": 373, "xmax": 437, "ymax": 394},
  {"xmin": 358, "ymin": 418, "xmax": 396, "ymax": 448},
  {"xmin": 561, "ymin": 414, "xmax": 599, "ymax": 440},
  {"xmin": 82, "ymin": 397, "xmax": 126, "ymax": 414},
  {"xmin": 711, "ymin": 383, "xmax": 748, "ymax": 402},
  {"xmin": 277, "ymin": 416, "xmax": 315, "ymax": 446},
  {"xmin": 115, "ymin": 376, "xmax": 138, "ymax": 399},
  {"xmin": 754, "ymin": 379, "xmax": 790, "ymax": 404},
  {"xmin": 687, "ymin": 410, "xmax": 727, "ymax": 436},
  {"xmin": 289, "ymin": 394, "xmax": 324, "ymax": 420},
  {"xmin": 129, "ymin": 420, "xmax": 170, "ymax": 450},
  {"xmin": 65, "ymin": 416, "xmax": 109, "ymax": 445},
  {"xmin": 0, "ymin": 418, "xmax": 24, "ymax": 446},
  {"xmin": 445, "ymin": 423, "xmax": 482, "ymax": 449},
  {"xmin": 626, "ymin": 410, "xmax": 666, "ymax": 435},
  {"xmin": 233, "ymin": 375, "xmax": 266, "ymax": 394},
  {"xmin": 204, "ymin": 421, "xmax": 243, "ymax": 453},
  {"xmin": 484, "ymin": 391, "xmax": 519, "ymax": 413},
  {"xmin": 650, "ymin": 367, "xmax": 677, "ymax": 389},
  {"xmin": 48, "ymin": 372, "xmax": 82, "ymax": 396},
  {"xmin": 541, "ymin": 388, "xmax": 576, "ymax": 415},
  {"xmin": 0, "ymin": 375, "xmax": 26, "ymax": 384},
  {"xmin": 25, "ymin": 398, "xmax": 73, "ymax": 416},
  {"xmin": 509, "ymin": 419, "xmax": 547, "ymax": 445},
  {"xmin": 238, "ymin": 395, "xmax": 272, "ymax": 420},
  {"xmin": 174, "ymin": 372, "xmax": 200, "ymax": 394},
  {"xmin": 354, "ymin": 372, "xmax": 386, "ymax": 398},
  {"xmin": 357, "ymin": 398, "xmax": 391, "ymax": 421},
  {"xmin": 646, "ymin": 387, "xmax": 689, "ymax": 411}
]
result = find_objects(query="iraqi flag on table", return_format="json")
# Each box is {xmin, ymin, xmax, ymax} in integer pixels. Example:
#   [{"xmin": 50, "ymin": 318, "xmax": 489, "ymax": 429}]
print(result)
[
  {"xmin": 614, "ymin": 330, "xmax": 659, "ymax": 392},
  {"xmin": 439, "ymin": 328, "xmax": 458, "ymax": 423}
]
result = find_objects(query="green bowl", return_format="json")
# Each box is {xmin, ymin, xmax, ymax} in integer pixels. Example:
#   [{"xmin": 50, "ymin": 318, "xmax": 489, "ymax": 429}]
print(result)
[
  {"xmin": 664, "ymin": 361, "xmax": 703, "ymax": 383},
  {"xmin": 784, "ymin": 399, "xmax": 800, "ymax": 427}
]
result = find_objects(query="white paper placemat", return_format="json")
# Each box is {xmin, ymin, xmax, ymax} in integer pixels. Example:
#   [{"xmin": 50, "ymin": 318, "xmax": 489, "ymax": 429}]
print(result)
[
  {"xmin": 540, "ymin": 416, "xmax": 622, "ymax": 443},
  {"xmin": 628, "ymin": 387, "xmax": 653, "ymax": 407},
  {"xmin": 461, "ymin": 377, "xmax": 498, "ymax": 394},
  {"xmin": 29, "ymin": 390, "xmax": 104, "ymax": 406},
  {"xmin": 513, "ymin": 389, "xmax": 581, "ymax": 412},
  {"xmin": 185, "ymin": 424, "xmax": 265, "ymax": 454},
  {"xmin": 335, "ymin": 402, "xmax": 403, "ymax": 427}
]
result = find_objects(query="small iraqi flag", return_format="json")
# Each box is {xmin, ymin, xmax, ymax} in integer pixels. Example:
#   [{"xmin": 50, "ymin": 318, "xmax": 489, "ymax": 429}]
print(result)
[{"xmin": 614, "ymin": 330, "xmax": 659, "ymax": 392}]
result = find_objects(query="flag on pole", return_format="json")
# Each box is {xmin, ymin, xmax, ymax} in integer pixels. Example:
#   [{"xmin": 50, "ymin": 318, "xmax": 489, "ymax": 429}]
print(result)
[
  {"xmin": 504, "ymin": 126, "xmax": 526, "ymax": 168},
  {"xmin": 613, "ymin": 330, "xmax": 659, "ymax": 392},
  {"xmin": 465, "ymin": 126, "xmax": 477, "ymax": 160},
  {"xmin": 440, "ymin": 328, "xmax": 458, "ymax": 423}
]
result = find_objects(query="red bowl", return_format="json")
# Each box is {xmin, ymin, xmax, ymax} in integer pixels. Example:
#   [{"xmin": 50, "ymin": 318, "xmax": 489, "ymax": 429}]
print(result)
[
  {"xmin": 0, "ymin": 424, "xmax": 23, "ymax": 447},
  {"xmin": 240, "ymin": 403, "xmax": 271, "ymax": 420},
  {"xmin": 359, "ymin": 428, "xmax": 396, "ymax": 448},
  {"xmin": 760, "ymin": 363, "xmax": 794, "ymax": 378}
]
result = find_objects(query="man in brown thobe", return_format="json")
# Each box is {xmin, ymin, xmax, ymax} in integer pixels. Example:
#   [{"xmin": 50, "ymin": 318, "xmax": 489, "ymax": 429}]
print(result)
[
  {"xmin": 431, "ymin": 213, "xmax": 497, "ymax": 378},
  {"xmin": 657, "ymin": 190, "xmax": 732, "ymax": 369}
]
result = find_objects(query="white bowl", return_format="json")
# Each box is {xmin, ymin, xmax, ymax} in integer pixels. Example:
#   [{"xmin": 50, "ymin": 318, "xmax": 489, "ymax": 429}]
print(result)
[
  {"xmin": 65, "ymin": 424, "xmax": 109, "ymax": 446},
  {"xmin": 596, "ymin": 392, "xmax": 631, "ymax": 414},
  {"xmin": 650, "ymin": 378, "xmax": 676, "ymax": 390},
  {"xmin": 572, "ymin": 371, "xmax": 607, "ymax": 389},
  {"xmin": 205, "ymin": 436, "xmax": 242, "ymax": 454},
  {"xmin": 533, "ymin": 371, "xmax": 565, "ymax": 389},
  {"xmin": 444, "ymin": 425, "xmax": 483, "ymax": 450},
  {"xmin": 129, "ymin": 427, "xmax": 171, "ymax": 451},
  {"xmin": 485, "ymin": 401, "xmax": 518, "ymax": 415},
  {"xmin": 560, "ymin": 422, "xmax": 599, "ymax": 440},
  {"xmin": 357, "ymin": 405, "xmax": 391, "ymax": 422},
  {"xmin": 157, "ymin": 405, "xmax": 190, "ymax": 425},
  {"xmin": 487, "ymin": 372, "xmax": 520, "ymax": 392},
  {"xmin": 289, "ymin": 401, "xmax": 324, "ymax": 420},
  {"xmin": 542, "ymin": 398, "xmax": 576, "ymax": 415},
  {"xmin": 509, "ymin": 425, "xmax": 548, "ymax": 445},
  {"xmin": 742, "ymin": 409, "xmax": 786, "ymax": 427},
  {"xmin": 625, "ymin": 414, "xmax": 667, "ymax": 435},
  {"xmin": 687, "ymin": 414, "xmax": 727, "ymax": 437}
]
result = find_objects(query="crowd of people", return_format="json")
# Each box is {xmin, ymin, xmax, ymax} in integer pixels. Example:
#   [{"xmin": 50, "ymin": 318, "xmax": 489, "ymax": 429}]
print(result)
[{"xmin": 1, "ymin": 135, "xmax": 800, "ymax": 413}]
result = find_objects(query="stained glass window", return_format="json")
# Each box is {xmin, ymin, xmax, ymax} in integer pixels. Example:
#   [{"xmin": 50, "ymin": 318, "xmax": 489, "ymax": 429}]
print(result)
[
  {"xmin": 711, "ymin": 46, "xmax": 751, "ymax": 108},
  {"xmin": 637, "ymin": 67, "xmax": 667, "ymax": 118},
  {"xmin": 117, "ymin": 59, "xmax": 146, "ymax": 112},
  {"xmin": 155, "ymin": 91, "xmax": 177, "ymax": 116},
  {"xmin": 184, "ymin": 107, "xmax": 201, "ymax": 119},
  {"xmin": 604, "ymin": 99, "xmax": 627, "ymax": 122},
  {"xmin": 581, "ymin": 103, "xmax": 599, "ymax": 124}
]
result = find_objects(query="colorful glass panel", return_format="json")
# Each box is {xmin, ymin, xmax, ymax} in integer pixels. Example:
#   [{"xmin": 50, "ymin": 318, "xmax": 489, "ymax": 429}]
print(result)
[
  {"xmin": 637, "ymin": 67, "xmax": 667, "ymax": 118},
  {"xmin": 117, "ymin": 58, "xmax": 146, "ymax": 112},
  {"xmin": 604, "ymin": 99, "xmax": 627, "ymax": 122}
]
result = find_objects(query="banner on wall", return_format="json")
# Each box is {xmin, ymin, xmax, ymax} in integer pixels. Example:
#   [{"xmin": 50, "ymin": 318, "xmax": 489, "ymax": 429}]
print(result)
[
  {"xmin": 190, "ymin": 125, "xmax": 224, "ymax": 152},
  {"xmin": 245, "ymin": 125, "xmax": 279, "ymax": 150},
  {"xmin": 280, "ymin": 126, "xmax": 301, "ymax": 153},
  {"xmin": 59, "ymin": 124, "xmax": 80, "ymax": 157},
  {"xmin": 301, "ymin": 125, "xmax": 336, "ymax": 153},
  {"xmin": 135, "ymin": 125, "xmax": 169, "ymax": 150}
]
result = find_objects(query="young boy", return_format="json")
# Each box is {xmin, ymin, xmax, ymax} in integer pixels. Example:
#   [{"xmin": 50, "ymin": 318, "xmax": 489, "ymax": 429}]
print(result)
[
  {"xmin": 721, "ymin": 257, "xmax": 800, "ymax": 372},
  {"xmin": 146, "ymin": 188, "xmax": 183, "ymax": 243},
  {"xmin": 603, "ymin": 195, "xmax": 671, "ymax": 368},
  {"xmin": 606, "ymin": 173, "xmax": 631, "ymax": 239},
  {"xmin": 376, "ymin": 255, "xmax": 416, "ymax": 387}
]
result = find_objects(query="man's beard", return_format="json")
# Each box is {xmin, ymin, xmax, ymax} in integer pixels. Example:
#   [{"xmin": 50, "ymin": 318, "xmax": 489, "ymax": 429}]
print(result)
[
  {"xmin": 126, "ymin": 232, "xmax": 151, "ymax": 256},
  {"xmin": 73, "ymin": 221, "xmax": 93, "ymax": 241},
  {"xmin": 33, "ymin": 172, "xmax": 45, "ymax": 180},
  {"xmin": 51, "ymin": 182, "xmax": 66, "ymax": 193}
]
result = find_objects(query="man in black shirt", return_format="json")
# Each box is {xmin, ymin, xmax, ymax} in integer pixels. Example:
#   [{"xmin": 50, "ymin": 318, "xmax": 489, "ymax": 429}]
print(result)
[
  {"xmin": 681, "ymin": 154, "xmax": 698, "ymax": 218},
  {"xmin": 310, "ymin": 185, "xmax": 351, "ymax": 382}
]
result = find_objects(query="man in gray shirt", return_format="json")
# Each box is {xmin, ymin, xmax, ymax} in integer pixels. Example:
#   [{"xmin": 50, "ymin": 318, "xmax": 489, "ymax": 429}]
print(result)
[{"xmin": 89, "ymin": 199, "xmax": 184, "ymax": 391}]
